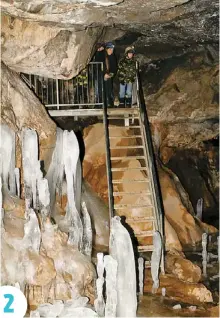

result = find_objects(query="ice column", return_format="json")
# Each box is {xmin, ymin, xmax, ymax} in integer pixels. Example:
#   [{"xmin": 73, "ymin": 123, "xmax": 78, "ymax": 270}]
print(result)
[
  {"xmin": 151, "ymin": 231, "xmax": 162, "ymax": 294},
  {"xmin": 45, "ymin": 127, "xmax": 64, "ymax": 210},
  {"xmin": 104, "ymin": 255, "xmax": 118, "ymax": 318},
  {"xmin": 0, "ymin": 177, "xmax": 4, "ymax": 225},
  {"xmin": 63, "ymin": 130, "xmax": 83, "ymax": 249},
  {"xmin": 196, "ymin": 198, "xmax": 203, "ymax": 220},
  {"xmin": 94, "ymin": 253, "xmax": 105, "ymax": 317},
  {"xmin": 138, "ymin": 257, "xmax": 144, "ymax": 296},
  {"xmin": 81, "ymin": 201, "xmax": 92, "ymax": 258},
  {"xmin": 202, "ymin": 232, "xmax": 208, "ymax": 277},
  {"xmin": 109, "ymin": 216, "xmax": 137, "ymax": 317},
  {"xmin": 14, "ymin": 168, "xmax": 20, "ymax": 198},
  {"xmin": 0, "ymin": 125, "xmax": 16, "ymax": 192},
  {"xmin": 22, "ymin": 208, "xmax": 41, "ymax": 253},
  {"xmin": 22, "ymin": 128, "xmax": 38, "ymax": 209},
  {"xmin": 37, "ymin": 173, "xmax": 50, "ymax": 218}
]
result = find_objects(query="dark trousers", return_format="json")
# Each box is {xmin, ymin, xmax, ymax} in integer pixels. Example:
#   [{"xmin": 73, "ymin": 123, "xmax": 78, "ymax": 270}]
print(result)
[
  {"xmin": 104, "ymin": 78, "xmax": 114, "ymax": 107},
  {"xmin": 74, "ymin": 86, "xmax": 88, "ymax": 105}
]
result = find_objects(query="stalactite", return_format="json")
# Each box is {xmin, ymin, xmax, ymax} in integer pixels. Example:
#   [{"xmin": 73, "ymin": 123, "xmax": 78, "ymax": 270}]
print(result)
[
  {"xmin": 81, "ymin": 201, "xmax": 92, "ymax": 258},
  {"xmin": 138, "ymin": 257, "xmax": 144, "ymax": 296},
  {"xmin": 202, "ymin": 232, "xmax": 208, "ymax": 277},
  {"xmin": 94, "ymin": 253, "xmax": 105, "ymax": 317},
  {"xmin": 14, "ymin": 167, "xmax": 20, "ymax": 198}
]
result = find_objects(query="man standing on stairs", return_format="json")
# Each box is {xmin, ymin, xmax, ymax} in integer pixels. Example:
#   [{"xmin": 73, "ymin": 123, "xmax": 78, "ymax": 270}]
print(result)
[
  {"xmin": 103, "ymin": 42, "xmax": 117, "ymax": 108},
  {"xmin": 118, "ymin": 46, "xmax": 136, "ymax": 108}
]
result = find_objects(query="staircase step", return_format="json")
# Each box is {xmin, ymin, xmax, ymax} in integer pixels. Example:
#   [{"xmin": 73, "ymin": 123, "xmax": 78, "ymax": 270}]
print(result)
[
  {"xmin": 107, "ymin": 116, "xmax": 139, "ymax": 119},
  {"xmin": 110, "ymin": 145, "xmax": 144, "ymax": 149},
  {"xmin": 111, "ymin": 167, "xmax": 147, "ymax": 172},
  {"xmin": 138, "ymin": 245, "xmax": 154, "ymax": 252},
  {"xmin": 114, "ymin": 204, "xmax": 153, "ymax": 209},
  {"xmin": 109, "ymin": 125, "xmax": 141, "ymax": 129},
  {"xmin": 109, "ymin": 135, "xmax": 142, "ymax": 139},
  {"xmin": 126, "ymin": 216, "xmax": 155, "ymax": 222},
  {"xmin": 135, "ymin": 231, "xmax": 154, "ymax": 237},
  {"xmin": 113, "ymin": 191, "xmax": 151, "ymax": 196},
  {"xmin": 112, "ymin": 179, "xmax": 149, "ymax": 183},
  {"xmin": 111, "ymin": 156, "xmax": 145, "ymax": 160}
]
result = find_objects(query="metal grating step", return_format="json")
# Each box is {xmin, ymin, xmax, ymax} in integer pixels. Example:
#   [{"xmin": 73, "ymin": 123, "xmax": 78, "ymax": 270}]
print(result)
[
  {"xmin": 114, "ymin": 203, "xmax": 154, "ymax": 209},
  {"xmin": 138, "ymin": 245, "xmax": 154, "ymax": 252},
  {"xmin": 109, "ymin": 135, "xmax": 142, "ymax": 139},
  {"xmin": 112, "ymin": 179, "xmax": 149, "ymax": 183},
  {"xmin": 109, "ymin": 125, "xmax": 141, "ymax": 129},
  {"xmin": 111, "ymin": 156, "xmax": 145, "ymax": 160},
  {"xmin": 107, "ymin": 116, "xmax": 139, "ymax": 120},
  {"xmin": 135, "ymin": 230, "xmax": 154, "ymax": 237},
  {"xmin": 126, "ymin": 216, "xmax": 155, "ymax": 222},
  {"xmin": 110, "ymin": 145, "xmax": 144, "ymax": 149},
  {"xmin": 113, "ymin": 191, "xmax": 151, "ymax": 196},
  {"xmin": 111, "ymin": 167, "xmax": 147, "ymax": 172}
]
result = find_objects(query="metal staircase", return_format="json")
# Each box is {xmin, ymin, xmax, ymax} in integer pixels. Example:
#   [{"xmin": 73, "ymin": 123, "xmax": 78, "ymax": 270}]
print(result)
[{"xmin": 21, "ymin": 62, "xmax": 165, "ymax": 271}]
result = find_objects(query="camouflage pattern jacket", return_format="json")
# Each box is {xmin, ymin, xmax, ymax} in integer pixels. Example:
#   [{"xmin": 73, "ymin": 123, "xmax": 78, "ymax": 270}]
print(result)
[
  {"xmin": 117, "ymin": 57, "xmax": 136, "ymax": 84},
  {"xmin": 75, "ymin": 68, "xmax": 88, "ymax": 86}
]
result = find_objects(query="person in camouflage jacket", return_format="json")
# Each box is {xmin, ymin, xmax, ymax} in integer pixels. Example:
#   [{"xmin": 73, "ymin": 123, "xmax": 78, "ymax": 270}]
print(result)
[
  {"xmin": 118, "ymin": 46, "xmax": 136, "ymax": 107},
  {"xmin": 74, "ymin": 68, "xmax": 88, "ymax": 106}
]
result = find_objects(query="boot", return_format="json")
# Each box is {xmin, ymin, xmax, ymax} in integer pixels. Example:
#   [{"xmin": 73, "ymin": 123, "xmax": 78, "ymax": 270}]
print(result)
[
  {"xmin": 119, "ymin": 97, "xmax": 125, "ymax": 108},
  {"xmin": 125, "ymin": 97, "xmax": 132, "ymax": 108}
]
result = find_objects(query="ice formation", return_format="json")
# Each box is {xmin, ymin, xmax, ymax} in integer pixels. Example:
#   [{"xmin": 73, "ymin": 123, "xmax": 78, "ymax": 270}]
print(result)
[
  {"xmin": 104, "ymin": 255, "xmax": 118, "ymax": 317},
  {"xmin": 30, "ymin": 297, "xmax": 98, "ymax": 318},
  {"xmin": 45, "ymin": 127, "xmax": 64, "ymax": 209},
  {"xmin": 81, "ymin": 201, "xmax": 93, "ymax": 258},
  {"xmin": 138, "ymin": 257, "xmax": 144, "ymax": 296},
  {"xmin": 14, "ymin": 167, "xmax": 20, "ymax": 198},
  {"xmin": 63, "ymin": 130, "xmax": 83, "ymax": 249},
  {"xmin": 0, "ymin": 124, "xmax": 16, "ymax": 193},
  {"xmin": 94, "ymin": 253, "xmax": 105, "ymax": 316},
  {"xmin": 22, "ymin": 208, "xmax": 41, "ymax": 253},
  {"xmin": 22, "ymin": 128, "xmax": 39, "ymax": 209},
  {"xmin": 202, "ymin": 232, "xmax": 208, "ymax": 277},
  {"xmin": 151, "ymin": 231, "xmax": 162, "ymax": 293},
  {"xmin": 109, "ymin": 216, "xmax": 137, "ymax": 317},
  {"xmin": 196, "ymin": 198, "xmax": 203, "ymax": 220}
]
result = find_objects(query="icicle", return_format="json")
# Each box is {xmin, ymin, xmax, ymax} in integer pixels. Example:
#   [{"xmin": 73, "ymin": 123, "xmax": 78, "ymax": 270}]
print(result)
[
  {"xmin": 63, "ymin": 130, "xmax": 83, "ymax": 249},
  {"xmin": 22, "ymin": 128, "xmax": 38, "ymax": 210},
  {"xmin": 196, "ymin": 198, "xmax": 203, "ymax": 220},
  {"xmin": 162, "ymin": 287, "xmax": 166, "ymax": 297},
  {"xmin": 151, "ymin": 231, "xmax": 162, "ymax": 294},
  {"xmin": 0, "ymin": 176, "xmax": 4, "ymax": 225},
  {"xmin": 109, "ymin": 216, "xmax": 137, "ymax": 317},
  {"xmin": 202, "ymin": 232, "xmax": 208, "ymax": 277},
  {"xmin": 0, "ymin": 125, "xmax": 14, "ymax": 190},
  {"xmin": 138, "ymin": 257, "xmax": 144, "ymax": 296},
  {"xmin": 75, "ymin": 157, "xmax": 82, "ymax": 214},
  {"xmin": 104, "ymin": 255, "xmax": 118, "ymax": 318},
  {"xmin": 37, "ymin": 174, "xmax": 50, "ymax": 218},
  {"xmin": 14, "ymin": 168, "xmax": 20, "ymax": 198},
  {"xmin": 94, "ymin": 253, "xmax": 105, "ymax": 317},
  {"xmin": 45, "ymin": 127, "xmax": 64, "ymax": 209},
  {"xmin": 81, "ymin": 201, "xmax": 92, "ymax": 258}
]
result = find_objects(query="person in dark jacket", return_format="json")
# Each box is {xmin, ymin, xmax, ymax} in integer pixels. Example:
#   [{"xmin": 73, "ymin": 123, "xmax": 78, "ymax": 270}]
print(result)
[
  {"xmin": 118, "ymin": 46, "xmax": 137, "ymax": 108},
  {"xmin": 93, "ymin": 42, "xmax": 105, "ymax": 105},
  {"xmin": 103, "ymin": 42, "xmax": 117, "ymax": 108}
]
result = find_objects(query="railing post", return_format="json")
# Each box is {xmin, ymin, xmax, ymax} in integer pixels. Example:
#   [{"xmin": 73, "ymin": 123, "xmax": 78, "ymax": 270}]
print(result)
[
  {"xmin": 102, "ymin": 63, "xmax": 114, "ymax": 221},
  {"xmin": 56, "ymin": 79, "xmax": 59, "ymax": 110}
]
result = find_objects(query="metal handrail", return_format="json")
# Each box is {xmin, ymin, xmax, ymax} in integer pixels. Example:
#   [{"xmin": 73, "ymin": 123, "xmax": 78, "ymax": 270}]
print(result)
[
  {"xmin": 102, "ymin": 65, "xmax": 114, "ymax": 221},
  {"xmin": 136, "ymin": 63, "xmax": 165, "ymax": 270}
]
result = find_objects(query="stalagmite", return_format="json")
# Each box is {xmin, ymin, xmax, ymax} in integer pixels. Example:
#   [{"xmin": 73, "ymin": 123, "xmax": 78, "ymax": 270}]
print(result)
[
  {"xmin": 104, "ymin": 255, "xmax": 118, "ymax": 318},
  {"xmin": 81, "ymin": 201, "xmax": 92, "ymax": 258},
  {"xmin": 151, "ymin": 231, "xmax": 162, "ymax": 294},
  {"xmin": 37, "ymin": 175, "xmax": 50, "ymax": 218},
  {"xmin": 138, "ymin": 257, "xmax": 144, "ymax": 296},
  {"xmin": 94, "ymin": 253, "xmax": 105, "ymax": 317},
  {"xmin": 196, "ymin": 198, "xmax": 203, "ymax": 220},
  {"xmin": 109, "ymin": 216, "xmax": 137, "ymax": 317},
  {"xmin": 14, "ymin": 167, "xmax": 20, "ymax": 198},
  {"xmin": 202, "ymin": 232, "xmax": 208, "ymax": 277},
  {"xmin": 63, "ymin": 130, "xmax": 83, "ymax": 249},
  {"xmin": 22, "ymin": 128, "xmax": 38, "ymax": 210}
]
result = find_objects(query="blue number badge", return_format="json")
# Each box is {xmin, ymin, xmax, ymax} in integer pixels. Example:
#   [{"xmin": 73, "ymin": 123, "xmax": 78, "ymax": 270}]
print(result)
[
  {"xmin": 0, "ymin": 286, "xmax": 27, "ymax": 317},
  {"xmin": 4, "ymin": 294, "xmax": 14, "ymax": 313}
]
